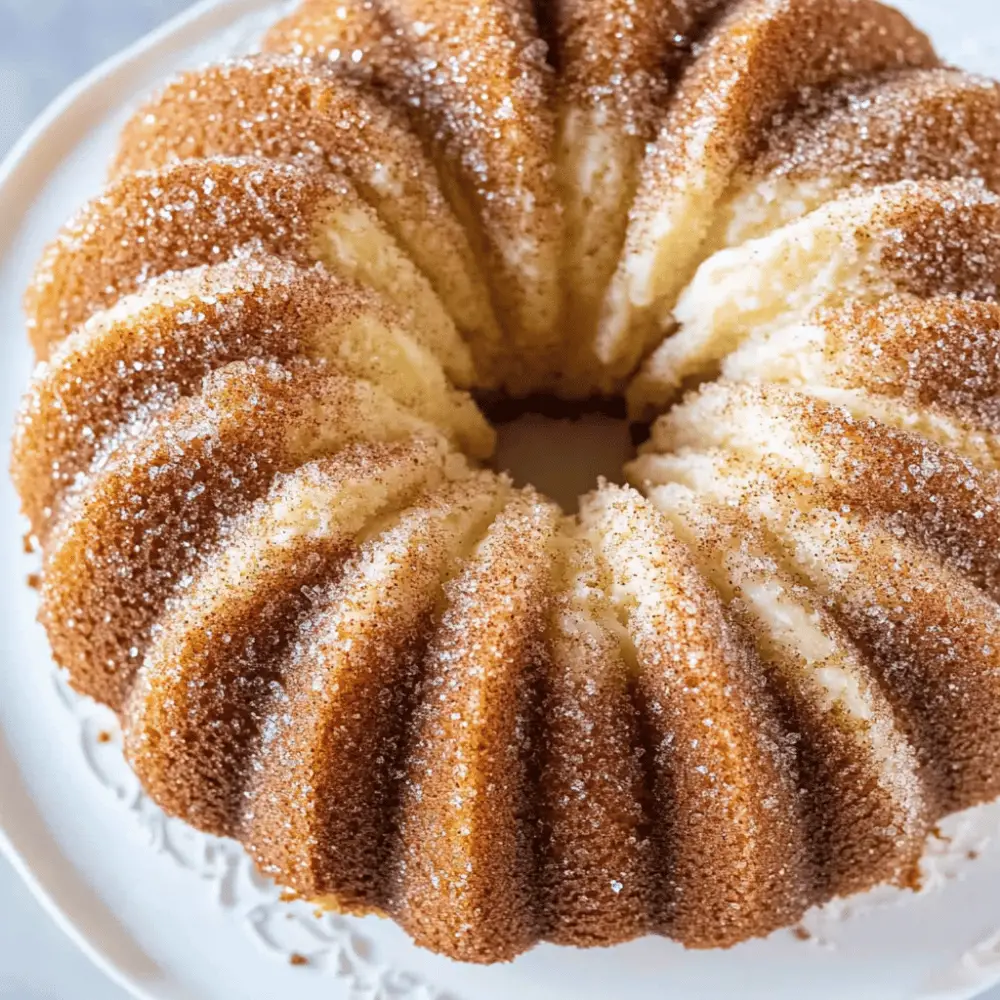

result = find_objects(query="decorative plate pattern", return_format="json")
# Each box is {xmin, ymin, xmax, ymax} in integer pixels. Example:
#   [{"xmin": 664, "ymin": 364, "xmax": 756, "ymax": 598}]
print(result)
[
  {"xmin": 52, "ymin": 672, "xmax": 453, "ymax": 1000},
  {"xmin": 48, "ymin": 664, "xmax": 1000, "ymax": 999}
]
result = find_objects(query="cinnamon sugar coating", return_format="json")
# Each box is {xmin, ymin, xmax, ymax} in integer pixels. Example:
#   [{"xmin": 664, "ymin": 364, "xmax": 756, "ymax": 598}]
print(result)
[
  {"xmin": 269, "ymin": 0, "xmax": 563, "ymax": 387},
  {"xmin": 751, "ymin": 68, "xmax": 1000, "ymax": 188},
  {"xmin": 27, "ymin": 158, "xmax": 350, "ymax": 358},
  {"xmin": 40, "ymin": 361, "xmax": 441, "ymax": 711},
  {"xmin": 651, "ymin": 493, "xmax": 928, "ymax": 896},
  {"xmin": 596, "ymin": 0, "xmax": 937, "ymax": 376},
  {"xmin": 25, "ymin": 157, "xmax": 469, "ymax": 385},
  {"xmin": 113, "ymin": 56, "xmax": 501, "ymax": 368},
  {"xmin": 538, "ymin": 606, "xmax": 655, "ymax": 944},
  {"xmin": 551, "ymin": 0, "xmax": 727, "ymax": 131},
  {"xmin": 264, "ymin": 0, "xmax": 393, "ymax": 82},
  {"xmin": 13, "ymin": 253, "xmax": 490, "ymax": 542},
  {"xmin": 125, "ymin": 438, "xmax": 458, "ymax": 831},
  {"xmin": 16, "ymin": 0, "xmax": 1000, "ymax": 968},
  {"xmin": 813, "ymin": 296, "xmax": 1000, "ymax": 427},
  {"xmin": 244, "ymin": 472, "xmax": 509, "ymax": 912},
  {"xmin": 583, "ymin": 486, "xmax": 811, "ymax": 943},
  {"xmin": 392, "ymin": 491, "xmax": 562, "ymax": 961}
]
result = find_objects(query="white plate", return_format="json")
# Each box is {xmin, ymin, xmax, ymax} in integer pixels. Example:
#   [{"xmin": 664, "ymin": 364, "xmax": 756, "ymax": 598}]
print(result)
[{"xmin": 3, "ymin": 2, "xmax": 1000, "ymax": 998}]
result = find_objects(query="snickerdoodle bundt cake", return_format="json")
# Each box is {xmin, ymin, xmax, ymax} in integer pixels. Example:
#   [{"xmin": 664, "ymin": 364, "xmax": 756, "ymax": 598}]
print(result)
[{"xmin": 13, "ymin": 0, "xmax": 1000, "ymax": 965}]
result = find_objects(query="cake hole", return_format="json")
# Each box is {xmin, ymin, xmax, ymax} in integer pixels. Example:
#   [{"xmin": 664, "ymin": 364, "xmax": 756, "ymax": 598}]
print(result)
[{"xmin": 488, "ymin": 398, "xmax": 640, "ymax": 513}]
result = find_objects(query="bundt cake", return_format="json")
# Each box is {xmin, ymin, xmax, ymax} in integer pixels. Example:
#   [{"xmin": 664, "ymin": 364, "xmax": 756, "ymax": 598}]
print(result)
[{"xmin": 13, "ymin": 0, "xmax": 1000, "ymax": 966}]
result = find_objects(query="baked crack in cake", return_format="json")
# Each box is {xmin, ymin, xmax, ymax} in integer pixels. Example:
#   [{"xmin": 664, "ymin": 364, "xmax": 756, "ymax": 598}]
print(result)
[{"xmin": 12, "ymin": 0, "xmax": 1000, "ymax": 964}]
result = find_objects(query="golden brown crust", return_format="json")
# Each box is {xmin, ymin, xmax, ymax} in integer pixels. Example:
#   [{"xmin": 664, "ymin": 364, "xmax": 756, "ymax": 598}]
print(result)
[
  {"xmin": 551, "ymin": 0, "xmax": 725, "ymax": 131},
  {"xmin": 814, "ymin": 296, "xmax": 1000, "ymax": 430},
  {"xmin": 113, "ymin": 55, "xmax": 403, "ymax": 181},
  {"xmin": 657, "ymin": 495, "xmax": 929, "ymax": 896},
  {"xmin": 389, "ymin": 0, "xmax": 564, "ymax": 380},
  {"xmin": 40, "ymin": 361, "xmax": 439, "ymax": 711},
  {"xmin": 392, "ymin": 492, "xmax": 562, "ymax": 962},
  {"xmin": 776, "ymin": 387, "xmax": 1000, "ymax": 598},
  {"xmin": 650, "ymin": 381, "xmax": 1000, "ymax": 597},
  {"xmin": 113, "ymin": 56, "xmax": 502, "ymax": 362},
  {"xmin": 704, "ymin": 457, "xmax": 1000, "ymax": 815},
  {"xmin": 647, "ymin": 0, "xmax": 936, "ymax": 207},
  {"xmin": 637, "ymin": 440, "xmax": 1000, "ymax": 819},
  {"xmin": 26, "ymin": 155, "xmax": 470, "ymax": 383},
  {"xmin": 268, "ymin": 0, "xmax": 563, "ymax": 386},
  {"xmin": 551, "ymin": 0, "xmax": 730, "ymax": 392},
  {"xmin": 872, "ymin": 179, "xmax": 1000, "ymax": 299},
  {"xmin": 750, "ymin": 68, "xmax": 1000, "ymax": 189},
  {"xmin": 13, "ymin": 254, "xmax": 490, "ymax": 541},
  {"xmin": 792, "ymin": 513, "xmax": 1000, "ymax": 814},
  {"xmin": 536, "ymin": 538, "xmax": 657, "ymax": 946},
  {"xmin": 125, "ymin": 439, "xmax": 454, "ymax": 832},
  {"xmin": 15, "ymin": 257, "xmax": 359, "ymax": 536},
  {"xmin": 583, "ymin": 486, "xmax": 813, "ymax": 945},
  {"xmin": 264, "ymin": 0, "xmax": 394, "ymax": 82},
  {"xmin": 244, "ymin": 473, "xmax": 506, "ymax": 910},
  {"xmin": 597, "ymin": 0, "xmax": 937, "ymax": 375},
  {"xmin": 647, "ymin": 382, "xmax": 1000, "ymax": 596},
  {"xmin": 25, "ymin": 158, "xmax": 353, "ymax": 358}
]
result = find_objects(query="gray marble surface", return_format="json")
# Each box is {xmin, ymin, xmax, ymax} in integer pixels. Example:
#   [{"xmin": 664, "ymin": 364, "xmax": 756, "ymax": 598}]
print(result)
[
  {"xmin": 2, "ymin": 2, "xmax": 1000, "ymax": 999},
  {"xmin": 0, "ymin": 0, "xmax": 196, "ymax": 156}
]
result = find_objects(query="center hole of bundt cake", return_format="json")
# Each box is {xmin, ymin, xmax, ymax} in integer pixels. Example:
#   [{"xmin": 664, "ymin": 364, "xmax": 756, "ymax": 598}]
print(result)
[{"xmin": 487, "ymin": 397, "xmax": 641, "ymax": 513}]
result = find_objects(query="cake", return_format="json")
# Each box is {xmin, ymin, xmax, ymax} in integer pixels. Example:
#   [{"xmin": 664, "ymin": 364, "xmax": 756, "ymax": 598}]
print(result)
[{"xmin": 12, "ymin": 0, "xmax": 1000, "ymax": 966}]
